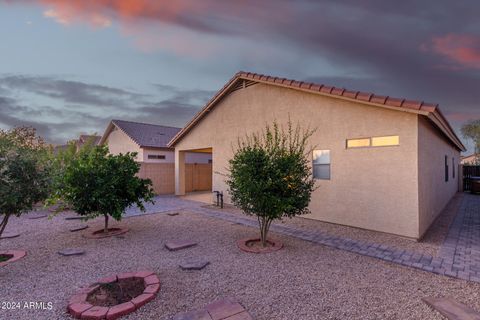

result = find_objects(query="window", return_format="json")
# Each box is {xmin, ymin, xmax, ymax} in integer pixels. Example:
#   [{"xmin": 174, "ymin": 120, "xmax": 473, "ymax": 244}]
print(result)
[
  {"xmin": 371, "ymin": 136, "xmax": 400, "ymax": 147},
  {"xmin": 313, "ymin": 150, "xmax": 330, "ymax": 180},
  {"xmin": 208, "ymin": 159, "xmax": 213, "ymax": 164},
  {"xmin": 347, "ymin": 138, "xmax": 370, "ymax": 148},
  {"xmin": 445, "ymin": 156, "xmax": 449, "ymax": 182},
  {"xmin": 452, "ymin": 157, "xmax": 455, "ymax": 179},
  {"xmin": 347, "ymin": 135, "xmax": 400, "ymax": 149},
  {"xmin": 148, "ymin": 154, "xmax": 166, "ymax": 160}
]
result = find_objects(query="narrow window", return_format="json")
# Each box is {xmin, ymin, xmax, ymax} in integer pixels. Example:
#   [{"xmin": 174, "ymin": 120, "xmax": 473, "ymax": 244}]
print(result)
[
  {"xmin": 313, "ymin": 150, "xmax": 330, "ymax": 180},
  {"xmin": 148, "ymin": 154, "xmax": 166, "ymax": 160},
  {"xmin": 452, "ymin": 157, "xmax": 455, "ymax": 179},
  {"xmin": 346, "ymin": 138, "xmax": 370, "ymax": 148},
  {"xmin": 445, "ymin": 156, "xmax": 449, "ymax": 182},
  {"xmin": 371, "ymin": 135, "xmax": 400, "ymax": 147}
]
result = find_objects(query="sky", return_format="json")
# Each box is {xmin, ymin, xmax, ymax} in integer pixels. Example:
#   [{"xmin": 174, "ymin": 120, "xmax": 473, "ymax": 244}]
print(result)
[{"xmin": 0, "ymin": 1, "xmax": 479, "ymax": 152}]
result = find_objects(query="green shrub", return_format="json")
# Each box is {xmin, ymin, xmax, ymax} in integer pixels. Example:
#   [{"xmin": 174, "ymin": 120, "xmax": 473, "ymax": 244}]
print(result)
[
  {"xmin": 0, "ymin": 127, "xmax": 51, "ymax": 237},
  {"xmin": 59, "ymin": 145, "xmax": 154, "ymax": 233},
  {"xmin": 227, "ymin": 120, "xmax": 316, "ymax": 246}
]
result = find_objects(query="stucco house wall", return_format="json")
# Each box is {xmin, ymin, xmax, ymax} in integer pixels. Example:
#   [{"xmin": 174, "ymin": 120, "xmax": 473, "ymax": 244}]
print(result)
[
  {"xmin": 174, "ymin": 83, "xmax": 423, "ymax": 238},
  {"xmin": 105, "ymin": 127, "xmax": 143, "ymax": 161},
  {"xmin": 417, "ymin": 117, "xmax": 460, "ymax": 237}
]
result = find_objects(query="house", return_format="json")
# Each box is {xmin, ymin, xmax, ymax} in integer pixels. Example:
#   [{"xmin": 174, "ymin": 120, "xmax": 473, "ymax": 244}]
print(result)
[
  {"xmin": 461, "ymin": 154, "xmax": 479, "ymax": 165},
  {"xmin": 75, "ymin": 135, "xmax": 101, "ymax": 151},
  {"xmin": 168, "ymin": 71, "xmax": 466, "ymax": 240},
  {"xmin": 99, "ymin": 119, "xmax": 212, "ymax": 195}
]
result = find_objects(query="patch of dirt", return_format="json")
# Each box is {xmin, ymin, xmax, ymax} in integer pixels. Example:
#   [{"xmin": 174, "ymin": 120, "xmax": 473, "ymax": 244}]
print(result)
[
  {"xmin": 87, "ymin": 278, "xmax": 145, "ymax": 307},
  {"xmin": 0, "ymin": 254, "xmax": 13, "ymax": 262}
]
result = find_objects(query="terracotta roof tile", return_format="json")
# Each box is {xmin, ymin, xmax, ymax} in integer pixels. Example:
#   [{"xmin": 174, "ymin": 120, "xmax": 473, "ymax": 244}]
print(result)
[
  {"xmin": 331, "ymin": 87, "xmax": 345, "ymax": 96},
  {"xmin": 385, "ymin": 97, "xmax": 405, "ymax": 107},
  {"xmin": 357, "ymin": 92, "xmax": 373, "ymax": 102},
  {"xmin": 402, "ymin": 100, "xmax": 423, "ymax": 110},
  {"xmin": 310, "ymin": 84, "xmax": 323, "ymax": 91},
  {"xmin": 420, "ymin": 102, "xmax": 438, "ymax": 112},
  {"xmin": 300, "ymin": 82, "xmax": 312, "ymax": 89},
  {"xmin": 342, "ymin": 90, "xmax": 357, "ymax": 99},
  {"xmin": 320, "ymin": 86, "xmax": 334, "ymax": 94},
  {"xmin": 371, "ymin": 95, "xmax": 388, "ymax": 104}
]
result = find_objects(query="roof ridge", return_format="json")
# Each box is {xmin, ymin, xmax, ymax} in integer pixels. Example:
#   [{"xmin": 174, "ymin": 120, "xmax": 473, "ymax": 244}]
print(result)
[
  {"xmin": 236, "ymin": 71, "xmax": 437, "ymax": 112},
  {"xmin": 168, "ymin": 71, "xmax": 465, "ymax": 151},
  {"xmin": 112, "ymin": 119, "xmax": 181, "ymax": 130}
]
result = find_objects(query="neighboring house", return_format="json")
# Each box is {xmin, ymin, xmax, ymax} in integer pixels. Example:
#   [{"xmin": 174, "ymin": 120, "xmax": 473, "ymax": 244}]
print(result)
[
  {"xmin": 99, "ymin": 119, "xmax": 212, "ymax": 194},
  {"xmin": 168, "ymin": 71, "xmax": 466, "ymax": 240},
  {"xmin": 461, "ymin": 154, "xmax": 479, "ymax": 165},
  {"xmin": 76, "ymin": 135, "xmax": 101, "ymax": 151}
]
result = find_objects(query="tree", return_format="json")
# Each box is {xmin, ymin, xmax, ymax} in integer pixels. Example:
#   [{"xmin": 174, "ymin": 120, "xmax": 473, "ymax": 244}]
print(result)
[
  {"xmin": 227, "ymin": 120, "xmax": 316, "ymax": 247},
  {"xmin": 58, "ymin": 145, "xmax": 154, "ymax": 233},
  {"xmin": 461, "ymin": 119, "xmax": 480, "ymax": 164},
  {"xmin": 0, "ymin": 127, "xmax": 51, "ymax": 237}
]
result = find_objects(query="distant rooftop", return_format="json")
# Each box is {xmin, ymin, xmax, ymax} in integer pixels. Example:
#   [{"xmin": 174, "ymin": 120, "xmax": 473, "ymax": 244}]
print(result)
[{"xmin": 111, "ymin": 119, "xmax": 181, "ymax": 148}]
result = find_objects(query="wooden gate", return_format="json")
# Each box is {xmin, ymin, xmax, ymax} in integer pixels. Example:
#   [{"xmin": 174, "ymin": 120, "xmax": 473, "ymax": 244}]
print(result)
[
  {"xmin": 463, "ymin": 166, "xmax": 480, "ymax": 192},
  {"xmin": 185, "ymin": 163, "xmax": 213, "ymax": 192}
]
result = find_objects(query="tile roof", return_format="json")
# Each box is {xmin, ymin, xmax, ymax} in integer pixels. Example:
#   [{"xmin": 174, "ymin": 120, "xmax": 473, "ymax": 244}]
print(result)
[
  {"xmin": 169, "ymin": 71, "xmax": 466, "ymax": 151},
  {"xmin": 111, "ymin": 120, "xmax": 180, "ymax": 148},
  {"xmin": 78, "ymin": 135, "xmax": 101, "ymax": 146}
]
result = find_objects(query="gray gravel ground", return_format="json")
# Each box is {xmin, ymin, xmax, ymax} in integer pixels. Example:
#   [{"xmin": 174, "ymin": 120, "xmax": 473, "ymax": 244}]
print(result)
[{"xmin": 0, "ymin": 207, "xmax": 478, "ymax": 320}]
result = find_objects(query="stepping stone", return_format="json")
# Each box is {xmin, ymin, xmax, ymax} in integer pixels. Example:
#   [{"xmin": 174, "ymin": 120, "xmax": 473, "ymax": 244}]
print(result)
[
  {"xmin": 165, "ymin": 241, "xmax": 197, "ymax": 251},
  {"xmin": 423, "ymin": 297, "xmax": 480, "ymax": 320},
  {"xmin": 180, "ymin": 260, "xmax": 210, "ymax": 271},
  {"xmin": 28, "ymin": 213, "xmax": 48, "ymax": 219},
  {"xmin": 69, "ymin": 225, "xmax": 88, "ymax": 232},
  {"xmin": 58, "ymin": 249, "xmax": 85, "ymax": 256},
  {"xmin": 65, "ymin": 216, "xmax": 83, "ymax": 221},
  {"xmin": 205, "ymin": 299, "xmax": 248, "ymax": 320},
  {"xmin": 0, "ymin": 232, "xmax": 20, "ymax": 239},
  {"xmin": 172, "ymin": 310, "xmax": 211, "ymax": 320},
  {"xmin": 167, "ymin": 212, "xmax": 179, "ymax": 216}
]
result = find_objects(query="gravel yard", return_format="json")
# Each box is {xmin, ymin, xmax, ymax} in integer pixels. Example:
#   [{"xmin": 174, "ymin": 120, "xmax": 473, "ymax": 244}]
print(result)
[{"xmin": 0, "ymin": 206, "xmax": 479, "ymax": 320}]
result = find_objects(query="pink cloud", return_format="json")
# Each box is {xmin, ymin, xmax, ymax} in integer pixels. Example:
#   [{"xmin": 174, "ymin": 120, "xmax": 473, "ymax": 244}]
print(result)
[{"xmin": 423, "ymin": 33, "xmax": 480, "ymax": 69}]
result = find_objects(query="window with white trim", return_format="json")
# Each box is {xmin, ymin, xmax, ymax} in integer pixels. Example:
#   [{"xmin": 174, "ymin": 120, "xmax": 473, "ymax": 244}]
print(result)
[{"xmin": 313, "ymin": 150, "xmax": 330, "ymax": 180}]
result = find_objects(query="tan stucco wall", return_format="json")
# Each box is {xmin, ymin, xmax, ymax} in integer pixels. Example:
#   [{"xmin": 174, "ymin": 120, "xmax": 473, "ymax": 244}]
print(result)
[
  {"xmin": 417, "ymin": 117, "xmax": 460, "ymax": 238},
  {"xmin": 175, "ymin": 83, "xmax": 423, "ymax": 238},
  {"xmin": 105, "ymin": 127, "xmax": 143, "ymax": 161}
]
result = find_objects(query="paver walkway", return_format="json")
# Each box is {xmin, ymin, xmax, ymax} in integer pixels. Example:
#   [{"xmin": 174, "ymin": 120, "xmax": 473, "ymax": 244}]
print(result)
[{"xmin": 125, "ymin": 193, "xmax": 480, "ymax": 283}]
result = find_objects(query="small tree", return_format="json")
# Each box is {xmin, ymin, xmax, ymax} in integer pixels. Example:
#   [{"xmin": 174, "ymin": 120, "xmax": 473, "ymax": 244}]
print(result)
[
  {"xmin": 59, "ymin": 145, "xmax": 154, "ymax": 233},
  {"xmin": 0, "ymin": 127, "xmax": 51, "ymax": 237},
  {"xmin": 461, "ymin": 120, "xmax": 480, "ymax": 164},
  {"xmin": 227, "ymin": 120, "xmax": 316, "ymax": 247}
]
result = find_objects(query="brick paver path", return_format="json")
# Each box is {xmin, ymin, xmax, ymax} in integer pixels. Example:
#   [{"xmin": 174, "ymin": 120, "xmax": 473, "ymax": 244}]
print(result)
[{"xmin": 125, "ymin": 193, "xmax": 480, "ymax": 283}]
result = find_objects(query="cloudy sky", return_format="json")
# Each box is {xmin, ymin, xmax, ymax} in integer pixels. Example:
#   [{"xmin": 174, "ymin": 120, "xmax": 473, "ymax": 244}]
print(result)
[{"xmin": 0, "ymin": 1, "xmax": 479, "ymax": 151}]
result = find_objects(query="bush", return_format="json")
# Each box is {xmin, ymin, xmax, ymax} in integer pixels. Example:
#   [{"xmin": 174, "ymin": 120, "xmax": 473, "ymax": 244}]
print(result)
[
  {"xmin": 0, "ymin": 127, "xmax": 51, "ymax": 237},
  {"xmin": 58, "ymin": 145, "xmax": 154, "ymax": 233},
  {"xmin": 227, "ymin": 120, "xmax": 316, "ymax": 246}
]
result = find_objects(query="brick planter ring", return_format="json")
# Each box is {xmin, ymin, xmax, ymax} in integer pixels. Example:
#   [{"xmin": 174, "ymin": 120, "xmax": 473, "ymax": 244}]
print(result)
[
  {"xmin": 0, "ymin": 250, "xmax": 27, "ymax": 267},
  {"xmin": 83, "ymin": 228, "xmax": 129, "ymax": 239},
  {"xmin": 237, "ymin": 238, "xmax": 283, "ymax": 254},
  {"xmin": 68, "ymin": 271, "xmax": 160, "ymax": 319}
]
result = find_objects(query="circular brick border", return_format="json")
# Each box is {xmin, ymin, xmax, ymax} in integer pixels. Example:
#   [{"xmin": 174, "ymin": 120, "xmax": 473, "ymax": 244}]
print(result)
[
  {"xmin": 83, "ymin": 228, "xmax": 129, "ymax": 239},
  {"xmin": 237, "ymin": 238, "xmax": 283, "ymax": 254},
  {"xmin": 67, "ymin": 271, "xmax": 160, "ymax": 320},
  {"xmin": 0, "ymin": 250, "xmax": 27, "ymax": 267}
]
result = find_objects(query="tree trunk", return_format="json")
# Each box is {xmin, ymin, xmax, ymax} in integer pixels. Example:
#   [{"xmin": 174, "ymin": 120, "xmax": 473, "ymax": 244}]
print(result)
[
  {"xmin": 258, "ymin": 217, "xmax": 273, "ymax": 247},
  {"xmin": 104, "ymin": 214, "xmax": 109, "ymax": 234},
  {"xmin": 0, "ymin": 214, "xmax": 11, "ymax": 238}
]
